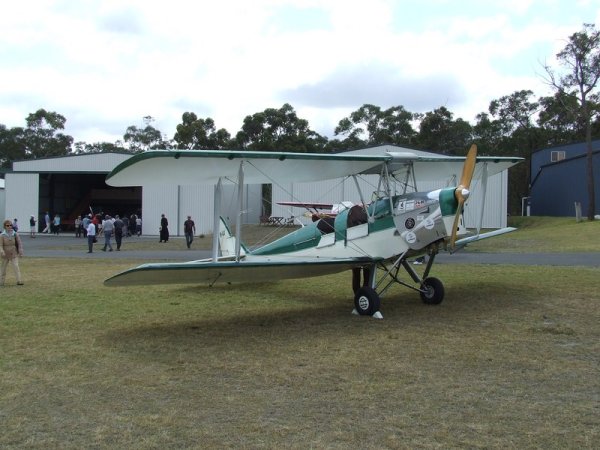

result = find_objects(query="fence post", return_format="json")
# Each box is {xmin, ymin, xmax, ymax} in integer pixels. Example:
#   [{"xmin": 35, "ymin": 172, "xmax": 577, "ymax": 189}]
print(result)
[{"xmin": 574, "ymin": 201, "xmax": 582, "ymax": 222}]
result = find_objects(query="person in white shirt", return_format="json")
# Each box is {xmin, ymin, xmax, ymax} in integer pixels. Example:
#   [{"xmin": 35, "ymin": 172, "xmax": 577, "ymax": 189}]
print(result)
[
  {"xmin": 100, "ymin": 215, "xmax": 114, "ymax": 251},
  {"xmin": 86, "ymin": 221, "xmax": 96, "ymax": 253}
]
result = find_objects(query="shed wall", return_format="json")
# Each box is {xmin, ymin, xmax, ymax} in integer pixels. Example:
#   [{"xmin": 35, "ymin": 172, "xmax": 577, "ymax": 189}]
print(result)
[{"xmin": 5, "ymin": 173, "xmax": 39, "ymax": 229}]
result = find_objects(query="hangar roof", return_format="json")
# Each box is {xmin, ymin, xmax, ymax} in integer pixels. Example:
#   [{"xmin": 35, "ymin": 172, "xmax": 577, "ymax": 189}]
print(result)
[{"xmin": 12, "ymin": 152, "xmax": 132, "ymax": 173}]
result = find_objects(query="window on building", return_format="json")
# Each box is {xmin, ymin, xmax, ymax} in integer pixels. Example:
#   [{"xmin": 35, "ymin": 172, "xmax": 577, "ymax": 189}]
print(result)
[{"xmin": 551, "ymin": 151, "xmax": 566, "ymax": 162}]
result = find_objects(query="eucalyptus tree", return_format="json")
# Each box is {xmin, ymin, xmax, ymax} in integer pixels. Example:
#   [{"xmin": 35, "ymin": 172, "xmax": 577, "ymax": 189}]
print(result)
[
  {"xmin": 537, "ymin": 92, "xmax": 586, "ymax": 145},
  {"xmin": 123, "ymin": 117, "xmax": 170, "ymax": 153},
  {"xmin": 22, "ymin": 109, "xmax": 73, "ymax": 158},
  {"xmin": 542, "ymin": 23, "xmax": 600, "ymax": 220},
  {"xmin": 334, "ymin": 104, "xmax": 417, "ymax": 148},
  {"xmin": 235, "ymin": 103, "xmax": 326, "ymax": 152},
  {"xmin": 174, "ymin": 112, "xmax": 231, "ymax": 149},
  {"xmin": 0, "ymin": 124, "xmax": 26, "ymax": 168},
  {"xmin": 416, "ymin": 106, "xmax": 472, "ymax": 154}
]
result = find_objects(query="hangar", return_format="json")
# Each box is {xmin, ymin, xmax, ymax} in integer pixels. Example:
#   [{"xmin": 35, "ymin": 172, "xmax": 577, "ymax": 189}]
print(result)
[
  {"xmin": 4, "ymin": 152, "xmax": 261, "ymax": 236},
  {"xmin": 530, "ymin": 139, "xmax": 600, "ymax": 217},
  {"xmin": 4, "ymin": 146, "xmax": 513, "ymax": 236}
]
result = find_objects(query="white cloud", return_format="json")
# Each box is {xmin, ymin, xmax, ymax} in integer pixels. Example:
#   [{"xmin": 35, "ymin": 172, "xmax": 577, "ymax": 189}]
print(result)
[{"xmin": 0, "ymin": 0, "xmax": 598, "ymax": 144}]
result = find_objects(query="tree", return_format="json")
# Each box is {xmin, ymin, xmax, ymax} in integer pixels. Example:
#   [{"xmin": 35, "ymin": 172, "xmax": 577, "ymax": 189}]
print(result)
[
  {"xmin": 416, "ymin": 106, "xmax": 472, "ymax": 154},
  {"xmin": 73, "ymin": 141, "xmax": 128, "ymax": 154},
  {"xmin": 543, "ymin": 23, "xmax": 600, "ymax": 220},
  {"xmin": 475, "ymin": 91, "xmax": 544, "ymax": 215},
  {"xmin": 0, "ymin": 125, "xmax": 26, "ymax": 168},
  {"xmin": 537, "ymin": 92, "xmax": 585, "ymax": 145},
  {"xmin": 22, "ymin": 109, "xmax": 73, "ymax": 158},
  {"xmin": 123, "ymin": 116, "xmax": 171, "ymax": 152},
  {"xmin": 334, "ymin": 104, "xmax": 417, "ymax": 148},
  {"xmin": 173, "ymin": 112, "xmax": 232, "ymax": 149},
  {"xmin": 235, "ymin": 103, "xmax": 326, "ymax": 152}
]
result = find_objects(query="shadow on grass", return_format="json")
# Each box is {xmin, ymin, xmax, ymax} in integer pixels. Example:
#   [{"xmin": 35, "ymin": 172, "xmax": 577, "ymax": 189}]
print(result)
[{"xmin": 98, "ymin": 278, "xmax": 529, "ymax": 362}]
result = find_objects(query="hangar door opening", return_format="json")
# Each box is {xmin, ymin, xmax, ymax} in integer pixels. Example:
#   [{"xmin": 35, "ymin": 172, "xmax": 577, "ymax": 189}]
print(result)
[{"xmin": 39, "ymin": 172, "xmax": 141, "ymax": 228}]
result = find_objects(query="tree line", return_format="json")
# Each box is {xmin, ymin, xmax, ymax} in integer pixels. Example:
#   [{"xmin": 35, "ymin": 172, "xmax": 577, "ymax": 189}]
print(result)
[{"xmin": 1, "ymin": 24, "xmax": 598, "ymax": 217}]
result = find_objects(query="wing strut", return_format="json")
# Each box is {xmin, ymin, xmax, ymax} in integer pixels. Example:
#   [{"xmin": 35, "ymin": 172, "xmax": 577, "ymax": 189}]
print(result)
[
  {"xmin": 476, "ymin": 162, "xmax": 488, "ymax": 235},
  {"xmin": 212, "ymin": 177, "xmax": 223, "ymax": 261},
  {"xmin": 235, "ymin": 161, "xmax": 244, "ymax": 261}
]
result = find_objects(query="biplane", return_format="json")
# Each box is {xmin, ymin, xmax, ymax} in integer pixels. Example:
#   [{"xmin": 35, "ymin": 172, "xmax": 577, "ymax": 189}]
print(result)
[{"xmin": 104, "ymin": 145, "xmax": 522, "ymax": 318}]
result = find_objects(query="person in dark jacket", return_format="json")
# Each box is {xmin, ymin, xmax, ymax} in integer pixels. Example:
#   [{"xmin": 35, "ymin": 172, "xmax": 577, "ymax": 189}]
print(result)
[{"xmin": 159, "ymin": 214, "xmax": 169, "ymax": 243}]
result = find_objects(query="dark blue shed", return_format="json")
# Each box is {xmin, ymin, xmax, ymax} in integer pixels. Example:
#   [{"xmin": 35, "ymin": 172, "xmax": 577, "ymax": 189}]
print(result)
[{"xmin": 530, "ymin": 139, "xmax": 600, "ymax": 216}]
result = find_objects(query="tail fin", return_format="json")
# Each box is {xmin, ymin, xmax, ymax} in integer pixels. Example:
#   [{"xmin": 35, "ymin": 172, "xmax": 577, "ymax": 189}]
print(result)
[{"xmin": 218, "ymin": 217, "xmax": 247, "ymax": 258}]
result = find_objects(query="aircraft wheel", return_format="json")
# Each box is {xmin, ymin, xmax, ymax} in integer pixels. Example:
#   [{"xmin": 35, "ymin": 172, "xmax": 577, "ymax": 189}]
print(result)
[
  {"xmin": 354, "ymin": 286, "xmax": 381, "ymax": 316},
  {"xmin": 420, "ymin": 277, "xmax": 445, "ymax": 305}
]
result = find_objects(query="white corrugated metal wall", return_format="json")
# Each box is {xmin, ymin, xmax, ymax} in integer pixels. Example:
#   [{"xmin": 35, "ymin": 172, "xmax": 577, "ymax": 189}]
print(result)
[
  {"xmin": 140, "ymin": 183, "xmax": 262, "ymax": 236},
  {"xmin": 5, "ymin": 173, "xmax": 39, "ymax": 229}
]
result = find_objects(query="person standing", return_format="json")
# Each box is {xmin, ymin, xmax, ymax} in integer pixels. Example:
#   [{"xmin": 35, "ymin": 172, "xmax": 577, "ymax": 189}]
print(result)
[
  {"xmin": 29, "ymin": 215, "xmax": 36, "ymax": 238},
  {"xmin": 86, "ymin": 219, "xmax": 96, "ymax": 253},
  {"xmin": 136, "ymin": 216, "xmax": 142, "ymax": 236},
  {"xmin": 1, "ymin": 219, "xmax": 24, "ymax": 286},
  {"xmin": 82, "ymin": 214, "xmax": 90, "ymax": 238},
  {"xmin": 53, "ymin": 214, "xmax": 61, "ymax": 235},
  {"xmin": 113, "ymin": 215, "xmax": 124, "ymax": 251},
  {"xmin": 183, "ymin": 215, "xmax": 196, "ymax": 249},
  {"xmin": 74, "ymin": 215, "xmax": 82, "ymax": 237},
  {"xmin": 101, "ymin": 215, "xmax": 114, "ymax": 251},
  {"xmin": 43, "ymin": 211, "xmax": 51, "ymax": 233},
  {"xmin": 159, "ymin": 214, "xmax": 169, "ymax": 242}
]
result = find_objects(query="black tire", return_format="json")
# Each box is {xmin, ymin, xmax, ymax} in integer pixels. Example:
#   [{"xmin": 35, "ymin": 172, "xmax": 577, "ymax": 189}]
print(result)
[
  {"xmin": 420, "ymin": 277, "xmax": 445, "ymax": 305},
  {"xmin": 354, "ymin": 286, "xmax": 381, "ymax": 316}
]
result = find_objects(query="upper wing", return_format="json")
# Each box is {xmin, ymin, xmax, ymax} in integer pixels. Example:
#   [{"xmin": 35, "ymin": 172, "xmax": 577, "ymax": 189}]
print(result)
[
  {"xmin": 104, "ymin": 255, "xmax": 376, "ymax": 287},
  {"xmin": 106, "ymin": 149, "xmax": 522, "ymax": 187},
  {"xmin": 106, "ymin": 150, "xmax": 389, "ymax": 186},
  {"xmin": 380, "ymin": 152, "xmax": 523, "ymax": 182}
]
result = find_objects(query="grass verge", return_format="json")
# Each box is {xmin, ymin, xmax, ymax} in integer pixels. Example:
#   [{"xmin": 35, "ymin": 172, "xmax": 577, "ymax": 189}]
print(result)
[{"xmin": 1, "ymin": 257, "xmax": 598, "ymax": 448}]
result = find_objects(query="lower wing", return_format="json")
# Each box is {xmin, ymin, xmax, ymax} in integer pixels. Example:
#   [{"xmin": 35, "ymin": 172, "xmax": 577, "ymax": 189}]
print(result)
[
  {"xmin": 104, "ymin": 256, "xmax": 376, "ymax": 287},
  {"xmin": 453, "ymin": 227, "xmax": 516, "ymax": 250}
]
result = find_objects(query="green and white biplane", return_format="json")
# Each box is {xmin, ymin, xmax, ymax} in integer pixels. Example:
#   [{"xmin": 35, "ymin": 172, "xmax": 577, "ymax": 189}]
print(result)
[{"xmin": 104, "ymin": 145, "xmax": 521, "ymax": 318}]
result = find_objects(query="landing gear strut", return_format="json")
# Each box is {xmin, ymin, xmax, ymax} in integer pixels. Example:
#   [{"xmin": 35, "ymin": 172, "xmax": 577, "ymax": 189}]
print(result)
[
  {"xmin": 351, "ymin": 249, "xmax": 446, "ymax": 318},
  {"xmin": 352, "ymin": 267, "xmax": 382, "ymax": 318}
]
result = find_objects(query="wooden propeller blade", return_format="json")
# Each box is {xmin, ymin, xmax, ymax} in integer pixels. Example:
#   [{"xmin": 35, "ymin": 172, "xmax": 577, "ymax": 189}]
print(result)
[
  {"xmin": 459, "ymin": 144, "xmax": 477, "ymax": 190},
  {"xmin": 450, "ymin": 145, "xmax": 478, "ymax": 248}
]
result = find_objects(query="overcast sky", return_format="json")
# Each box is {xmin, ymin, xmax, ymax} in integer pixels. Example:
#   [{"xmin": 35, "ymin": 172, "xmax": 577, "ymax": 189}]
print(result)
[{"xmin": 1, "ymin": 0, "xmax": 598, "ymax": 144}]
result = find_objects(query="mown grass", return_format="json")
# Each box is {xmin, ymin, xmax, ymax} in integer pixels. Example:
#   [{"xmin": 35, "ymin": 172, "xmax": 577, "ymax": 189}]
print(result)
[
  {"xmin": 463, "ymin": 216, "xmax": 600, "ymax": 253},
  {"xmin": 1, "ymin": 254, "xmax": 599, "ymax": 449}
]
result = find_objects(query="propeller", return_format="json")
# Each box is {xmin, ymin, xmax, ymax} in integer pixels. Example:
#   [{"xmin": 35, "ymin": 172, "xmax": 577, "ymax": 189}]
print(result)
[{"xmin": 449, "ymin": 144, "xmax": 477, "ymax": 248}]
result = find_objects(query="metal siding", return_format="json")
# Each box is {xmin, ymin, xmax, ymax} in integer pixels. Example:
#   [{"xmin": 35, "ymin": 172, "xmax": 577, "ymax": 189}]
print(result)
[
  {"xmin": 531, "ymin": 157, "xmax": 597, "ymax": 216},
  {"xmin": 178, "ymin": 185, "xmax": 214, "ymax": 236},
  {"xmin": 5, "ymin": 173, "xmax": 39, "ymax": 229},
  {"xmin": 141, "ymin": 184, "xmax": 262, "ymax": 236},
  {"xmin": 142, "ymin": 185, "xmax": 179, "ymax": 236}
]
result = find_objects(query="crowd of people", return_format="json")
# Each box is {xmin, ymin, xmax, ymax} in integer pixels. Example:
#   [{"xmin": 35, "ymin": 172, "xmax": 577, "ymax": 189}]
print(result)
[{"xmin": 0, "ymin": 212, "xmax": 200, "ymax": 285}]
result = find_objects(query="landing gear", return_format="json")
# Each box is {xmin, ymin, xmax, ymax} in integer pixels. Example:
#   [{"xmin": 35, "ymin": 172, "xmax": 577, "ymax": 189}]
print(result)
[
  {"xmin": 350, "ymin": 249, "xmax": 446, "ymax": 317},
  {"xmin": 353, "ymin": 286, "xmax": 381, "ymax": 316},
  {"xmin": 419, "ymin": 277, "xmax": 444, "ymax": 305}
]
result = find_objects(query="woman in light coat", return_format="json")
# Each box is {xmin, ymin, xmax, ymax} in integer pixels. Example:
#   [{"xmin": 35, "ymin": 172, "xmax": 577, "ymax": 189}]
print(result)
[{"xmin": 1, "ymin": 219, "xmax": 24, "ymax": 286}]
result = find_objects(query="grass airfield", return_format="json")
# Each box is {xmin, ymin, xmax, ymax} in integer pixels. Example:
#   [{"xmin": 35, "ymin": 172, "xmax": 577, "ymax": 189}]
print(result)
[{"xmin": 1, "ymin": 217, "xmax": 599, "ymax": 449}]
